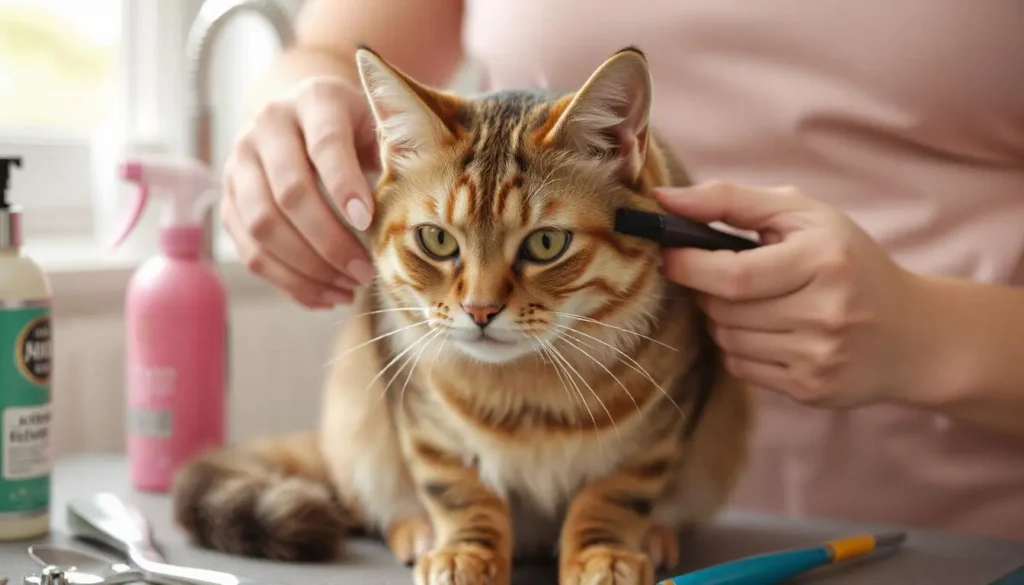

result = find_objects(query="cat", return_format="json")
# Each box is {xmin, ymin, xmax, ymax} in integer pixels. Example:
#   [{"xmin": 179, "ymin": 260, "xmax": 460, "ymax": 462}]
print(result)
[{"xmin": 170, "ymin": 45, "xmax": 753, "ymax": 585}]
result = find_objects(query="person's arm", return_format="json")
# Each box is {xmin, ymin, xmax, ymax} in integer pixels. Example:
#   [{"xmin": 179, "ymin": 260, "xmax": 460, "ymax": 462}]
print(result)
[
  {"xmin": 904, "ymin": 275, "xmax": 1024, "ymax": 436},
  {"xmin": 246, "ymin": 0, "xmax": 466, "ymax": 112}
]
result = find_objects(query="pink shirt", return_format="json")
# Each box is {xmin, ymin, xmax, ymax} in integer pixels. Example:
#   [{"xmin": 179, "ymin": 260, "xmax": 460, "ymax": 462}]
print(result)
[{"xmin": 462, "ymin": 0, "xmax": 1024, "ymax": 541}]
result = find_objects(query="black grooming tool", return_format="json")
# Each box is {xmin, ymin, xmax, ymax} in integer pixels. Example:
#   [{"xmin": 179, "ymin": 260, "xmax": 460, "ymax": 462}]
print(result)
[{"xmin": 613, "ymin": 208, "xmax": 759, "ymax": 251}]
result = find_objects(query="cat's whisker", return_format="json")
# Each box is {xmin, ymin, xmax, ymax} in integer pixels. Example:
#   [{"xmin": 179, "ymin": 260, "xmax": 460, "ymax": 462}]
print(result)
[
  {"xmin": 552, "ymin": 330, "xmax": 642, "ymax": 420},
  {"xmin": 389, "ymin": 327, "xmax": 441, "ymax": 398},
  {"xmin": 373, "ymin": 330, "xmax": 435, "ymax": 406},
  {"xmin": 528, "ymin": 177, "xmax": 568, "ymax": 204},
  {"xmin": 380, "ymin": 351, "xmax": 418, "ymax": 410},
  {"xmin": 399, "ymin": 328, "xmax": 444, "ymax": 413},
  {"xmin": 325, "ymin": 319, "xmax": 430, "ymax": 367},
  {"xmin": 529, "ymin": 339, "xmax": 550, "ymax": 366},
  {"xmin": 542, "ymin": 341, "xmax": 592, "ymax": 431},
  {"xmin": 367, "ymin": 326, "xmax": 440, "ymax": 408},
  {"xmin": 340, "ymin": 306, "xmax": 429, "ymax": 323},
  {"xmin": 529, "ymin": 336, "xmax": 559, "ymax": 384},
  {"xmin": 536, "ymin": 337, "xmax": 579, "ymax": 406},
  {"xmin": 526, "ymin": 160, "xmax": 571, "ymax": 203},
  {"xmin": 553, "ymin": 311, "xmax": 678, "ymax": 352},
  {"xmin": 553, "ymin": 323, "xmax": 658, "ymax": 384},
  {"xmin": 536, "ymin": 336, "xmax": 593, "ymax": 442},
  {"xmin": 430, "ymin": 328, "xmax": 451, "ymax": 367},
  {"xmin": 533, "ymin": 165, "xmax": 560, "ymax": 194},
  {"xmin": 530, "ymin": 335, "xmax": 584, "ymax": 434},
  {"xmin": 556, "ymin": 324, "xmax": 685, "ymax": 418},
  {"xmin": 544, "ymin": 338, "xmax": 621, "ymax": 442}
]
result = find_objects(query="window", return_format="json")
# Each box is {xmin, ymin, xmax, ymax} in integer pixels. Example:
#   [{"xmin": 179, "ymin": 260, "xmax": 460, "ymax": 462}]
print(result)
[
  {"xmin": 0, "ymin": 0, "xmax": 298, "ymax": 268},
  {"xmin": 0, "ymin": 0, "xmax": 122, "ymax": 241},
  {"xmin": 0, "ymin": 0, "xmax": 193, "ymax": 257},
  {"xmin": 0, "ymin": 0, "xmax": 121, "ymax": 132}
]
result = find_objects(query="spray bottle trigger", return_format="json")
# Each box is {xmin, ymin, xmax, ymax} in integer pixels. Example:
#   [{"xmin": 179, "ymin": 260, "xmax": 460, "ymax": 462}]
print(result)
[{"xmin": 108, "ymin": 182, "xmax": 149, "ymax": 249}]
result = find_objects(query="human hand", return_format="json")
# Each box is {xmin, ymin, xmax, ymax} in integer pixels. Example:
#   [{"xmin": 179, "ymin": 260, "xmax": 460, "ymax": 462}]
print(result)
[
  {"xmin": 221, "ymin": 76, "xmax": 380, "ymax": 309},
  {"xmin": 657, "ymin": 181, "xmax": 931, "ymax": 408}
]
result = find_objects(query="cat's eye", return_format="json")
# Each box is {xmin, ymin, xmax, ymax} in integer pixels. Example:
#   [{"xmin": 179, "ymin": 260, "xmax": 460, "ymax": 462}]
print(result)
[
  {"xmin": 416, "ymin": 225, "xmax": 459, "ymax": 260},
  {"xmin": 521, "ymin": 229, "xmax": 571, "ymax": 263}
]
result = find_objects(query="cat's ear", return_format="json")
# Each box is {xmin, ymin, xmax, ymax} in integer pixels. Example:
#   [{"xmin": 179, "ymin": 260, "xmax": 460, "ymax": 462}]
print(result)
[
  {"xmin": 541, "ymin": 47, "xmax": 653, "ymax": 183},
  {"xmin": 355, "ymin": 46, "xmax": 463, "ymax": 170}
]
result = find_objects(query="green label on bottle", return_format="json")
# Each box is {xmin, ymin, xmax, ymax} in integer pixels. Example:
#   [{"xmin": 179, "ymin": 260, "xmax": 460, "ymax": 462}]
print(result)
[{"xmin": 0, "ymin": 303, "xmax": 52, "ymax": 519}]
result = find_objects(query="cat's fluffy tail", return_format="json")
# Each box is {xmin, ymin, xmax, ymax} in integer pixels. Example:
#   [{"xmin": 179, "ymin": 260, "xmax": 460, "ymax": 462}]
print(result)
[{"xmin": 170, "ymin": 431, "xmax": 352, "ymax": 562}]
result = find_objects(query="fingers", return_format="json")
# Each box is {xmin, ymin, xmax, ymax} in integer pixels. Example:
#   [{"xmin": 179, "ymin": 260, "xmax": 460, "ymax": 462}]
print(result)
[
  {"xmin": 219, "ymin": 77, "xmax": 382, "ymax": 308},
  {"xmin": 697, "ymin": 291, "xmax": 798, "ymax": 330},
  {"xmin": 724, "ymin": 352, "xmax": 833, "ymax": 405},
  {"xmin": 221, "ymin": 180, "xmax": 354, "ymax": 309},
  {"xmin": 723, "ymin": 356, "xmax": 792, "ymax": 395},
  {"xmin": 251, "ymin": 102, "xmax": 375, "ymax": 285},
  {"xmin": 662, "ymin": 230, "xmax": 818, "ymax": 301},
  {"xmin": 655, "ymin": 181, "xmax": 816, "ymax": 232},
  {"xmin": 294, "ymin": 80, "xmax": 375, "ymax": 231},
  {"xmin": 229, "ymin": 143, "xmax": 358, "ymax": 287},
  {"xmin": 710, "ymin": 324, "xmax": 795, "ymax": 364}
]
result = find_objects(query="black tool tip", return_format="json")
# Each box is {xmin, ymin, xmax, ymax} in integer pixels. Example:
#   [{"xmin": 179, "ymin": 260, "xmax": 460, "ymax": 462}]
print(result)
[
  {"xmin": 613, "ymin": 208, "xmax": 663, "ymax": 240},
  {"xmin": 612, "ymin": 207, "xmax": 759, "ymax": 252}
]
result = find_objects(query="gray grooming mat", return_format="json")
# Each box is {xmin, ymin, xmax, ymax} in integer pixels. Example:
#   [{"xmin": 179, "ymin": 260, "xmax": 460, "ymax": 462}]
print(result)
[{"xmin": 2, "ymin": 454, "xmax": 1019, "ymax": 584}]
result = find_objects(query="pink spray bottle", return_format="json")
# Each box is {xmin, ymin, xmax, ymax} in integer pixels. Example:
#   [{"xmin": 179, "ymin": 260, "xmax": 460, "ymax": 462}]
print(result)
[{"xmin": 112, "ymin": 155, "xmax": 227, "ymax": 492}]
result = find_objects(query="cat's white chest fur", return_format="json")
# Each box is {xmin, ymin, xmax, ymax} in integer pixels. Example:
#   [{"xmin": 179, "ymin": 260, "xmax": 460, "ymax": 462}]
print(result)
[{"xmin": 466, "ymin": 425, "xmax": 631, "ymax": 517}]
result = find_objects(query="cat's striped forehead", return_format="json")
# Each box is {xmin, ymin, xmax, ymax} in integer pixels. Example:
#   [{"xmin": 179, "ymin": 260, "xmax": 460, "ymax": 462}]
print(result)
[
  {"xmin": 424, "ymin": 90, "xmax": 577, "ymax": 227},
  {"xmin": 390, "ymin": 89, "xmax": 617, "ymax": 251},
  {"xmin": 370, "ymin": 87, "xmax": 624, "ymax": 265},
  {"xmin": 456, "ymin": 89, "xmax": 567, "ymax": 180}
]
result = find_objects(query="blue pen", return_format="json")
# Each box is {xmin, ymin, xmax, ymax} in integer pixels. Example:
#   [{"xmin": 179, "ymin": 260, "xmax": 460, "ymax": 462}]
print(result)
[
  {"xmin": 659, "ymin": 531, "xmax": 906, "ymax": 585},
  {"xmin": 988, "ymin": 565, "xmax": 1024, "ymax": 585}
]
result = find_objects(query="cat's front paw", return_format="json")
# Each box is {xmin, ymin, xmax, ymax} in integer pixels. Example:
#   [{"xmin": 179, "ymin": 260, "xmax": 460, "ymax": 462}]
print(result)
[
  {"xmin": 642, "ymin": 525, "xmax": 680, "ymax": 571},
  {"xmin": 414, "ymin": 543, "xmax": 510, "ymax": 585},
  {"xmin": 386, "ymin": 515, "xmax": 434, "ymax": 566},
  {"xmin": 560, "ymin": 546, "xmax": 654, "ymax": 585}
]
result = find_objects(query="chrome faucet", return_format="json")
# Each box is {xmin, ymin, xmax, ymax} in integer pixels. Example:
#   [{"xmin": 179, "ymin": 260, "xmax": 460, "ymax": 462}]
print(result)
[{"xmin": 186, "ymin": 0, "xmax": 295, "ymax": 260}]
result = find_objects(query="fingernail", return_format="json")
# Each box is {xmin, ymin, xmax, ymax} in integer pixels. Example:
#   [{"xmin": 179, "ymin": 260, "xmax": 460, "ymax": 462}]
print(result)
[
  {"xmin": 322, "ymin": 290, "xmax": 351, "ymax": 305},
  {"xmin": 345, "ymin": 197, "xmax": 372, "ymax": 231},
  {"xmin": 334, "ymin": 275, "xmax": 358, "ymax": 289},
  {"xmin": 347, "ymin": 259, "xmax": 375, "ymax": 285}
]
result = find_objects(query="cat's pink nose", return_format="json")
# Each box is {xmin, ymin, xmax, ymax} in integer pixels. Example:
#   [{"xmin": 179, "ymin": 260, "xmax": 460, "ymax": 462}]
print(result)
[{"xmin": 462, "ymin": 303, "xmax": 505, "ymax": 327}]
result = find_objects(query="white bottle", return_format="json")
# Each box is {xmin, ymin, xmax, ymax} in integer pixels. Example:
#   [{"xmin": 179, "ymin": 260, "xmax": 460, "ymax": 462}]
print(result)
[{"xmin": 0, "ymin": 157, "xmax": 53, "ymax": 540}]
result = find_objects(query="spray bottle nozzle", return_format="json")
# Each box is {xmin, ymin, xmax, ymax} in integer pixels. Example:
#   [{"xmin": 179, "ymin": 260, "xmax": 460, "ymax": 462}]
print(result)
[
  {"xmin": 121, "ymin": 161, "xmax": 143, "ymax": 183},
  {"xmin": 0, "ymin": 157, "xmax": 23, "ymax": 210},
  {"xmin": 111, "ymin": 155, "xmax": 220, "ymax": 251}
]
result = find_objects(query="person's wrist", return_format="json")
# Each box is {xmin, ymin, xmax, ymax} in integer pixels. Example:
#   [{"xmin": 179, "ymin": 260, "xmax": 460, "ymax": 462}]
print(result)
[{"xmin": 888, "ymin": 271, "xmax": 967, "ymax": 409}]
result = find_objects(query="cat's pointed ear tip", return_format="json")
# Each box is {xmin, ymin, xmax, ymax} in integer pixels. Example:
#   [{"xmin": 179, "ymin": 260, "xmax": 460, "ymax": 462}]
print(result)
[
  {"xmin": 354, "ymin": 44, "xmax": 385, "ymax": 69},
  {"xmin": 606, "ymin": 45, "xmax": 652, "ymax": 78},
  {"xmin": 615, "ymin": 45, "xmax": 647, "ymax": 60}
]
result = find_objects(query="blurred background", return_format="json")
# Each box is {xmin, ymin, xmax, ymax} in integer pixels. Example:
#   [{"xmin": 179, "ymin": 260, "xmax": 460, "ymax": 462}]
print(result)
[{"xmin": 0, "ymin": 0, "xmax": 479, "ymax": 456}]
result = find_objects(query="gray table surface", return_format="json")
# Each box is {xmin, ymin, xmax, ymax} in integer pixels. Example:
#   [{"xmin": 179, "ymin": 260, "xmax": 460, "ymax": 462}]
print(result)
[{"xmin": 1, "ymin": 454, "xmax": 1021, "ymax": 584}]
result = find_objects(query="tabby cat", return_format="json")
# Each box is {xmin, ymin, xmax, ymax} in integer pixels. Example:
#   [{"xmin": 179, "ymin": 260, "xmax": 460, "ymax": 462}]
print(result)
[{"xmin": 171, "ymin": 46, "xmax": 753, "ymax": 585}]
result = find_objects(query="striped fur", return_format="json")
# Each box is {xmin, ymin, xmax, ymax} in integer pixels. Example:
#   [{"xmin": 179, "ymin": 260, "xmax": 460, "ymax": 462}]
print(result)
[{"xmin": 171, "ymin": 46, "xmax": 753, "ymax": 584}]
